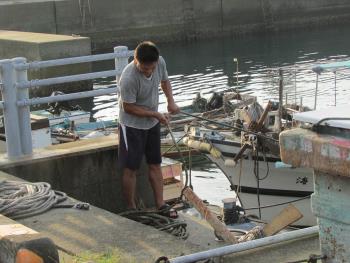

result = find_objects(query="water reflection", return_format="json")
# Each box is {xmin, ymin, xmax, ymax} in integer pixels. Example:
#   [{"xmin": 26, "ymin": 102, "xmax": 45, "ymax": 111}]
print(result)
[{"xmin": 92, "ymin": 26, "xmax": 350, "ymax": 120}]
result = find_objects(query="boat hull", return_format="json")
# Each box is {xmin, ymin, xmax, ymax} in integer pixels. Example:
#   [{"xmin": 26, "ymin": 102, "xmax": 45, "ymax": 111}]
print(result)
[{"xmin": 206, "ymin": 154, "xmax": 316, "ymax": 226}]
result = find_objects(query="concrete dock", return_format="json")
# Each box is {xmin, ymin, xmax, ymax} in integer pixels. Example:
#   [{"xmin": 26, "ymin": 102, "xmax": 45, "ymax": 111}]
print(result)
[
  {"xmin": 0, "ymin": 169, "xmax": 320, "ymax": 263},
  {"xmin": 0, "ymin": 170, "xmax": 201, "ymax": 262}
]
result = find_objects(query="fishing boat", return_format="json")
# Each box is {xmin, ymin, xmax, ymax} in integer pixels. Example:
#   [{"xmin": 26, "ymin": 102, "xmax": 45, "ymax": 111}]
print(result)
[
  {"xmin": 161, "ymin": 91, "xmax": 257, "ymax": 135},
  {"xmin": 181, "ymin": 60, "xmax": 350, "ymax": 226},
  {"xmin": 184, "ymin": 118, "xmax": 315, "ymax": 226}
]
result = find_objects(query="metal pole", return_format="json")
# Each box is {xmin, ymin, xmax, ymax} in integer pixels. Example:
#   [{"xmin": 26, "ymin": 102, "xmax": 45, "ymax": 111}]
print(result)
[
  {"xmin": 233, "ymin": 58, "xmax": 239, "ymax": 88},
  {"xmin": 17, "ymin": 70, "xmax": 118, "ymax": 89},
  {"xmin": 114, "ymin": 46, "xmax": 129, "ymax": 84},
  {"xmin": 314, "ymin": 73, "xmax": 319, "ymax": 110},
  {"xmin": 334, "ymin": 71, "xmax": 337, "ymax": 106},
  {"xmin": 18, "ymin": 87, "xmax": 118, "ymax": 107},
  {"xmin": 22, "ymin": 52, "xmax": 133, "ymax": 70},
  {"xmin": 0, "ymin": 60, "xmax": 22, "ymax": 158},
  {"xmin": 169, "ymin": 226, "xmax": 319, "ymax": 263},
  {"xmin": 294, "ymin": 69, "xmax": 297, "ymax": 105},
  {"xmin": 13, "ymin": 58, "xmax": 32, "ymax": 155},
  {"xmin": 300, "ymin": 97, "xmax": 303, "ymax": 112},
  {"xmin": 278, "ymin": 69, "xmax": 283, "ymax": 132},
  {"xmin": 236, "ymin": 58, "xmax": 239, "ymax": 87}
]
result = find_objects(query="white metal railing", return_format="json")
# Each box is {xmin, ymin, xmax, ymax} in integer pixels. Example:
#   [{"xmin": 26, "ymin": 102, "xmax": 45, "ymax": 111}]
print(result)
[
  {"xmin": 0, "ymin": 46, "xmax": 133, "ymax": 159},
  {"xmin": 14, "ymin": 51, "xmax": 133, "ymax": 70},
  {"xmin": 16, "ymin": 70, "xmax": 119, "ymax": 89}
]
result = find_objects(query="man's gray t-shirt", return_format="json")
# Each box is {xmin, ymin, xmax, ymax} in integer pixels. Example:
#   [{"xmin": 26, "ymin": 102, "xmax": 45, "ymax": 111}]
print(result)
[{"xmin": 118, "ymin": 56, "xmax": 169, "ymax": 129}]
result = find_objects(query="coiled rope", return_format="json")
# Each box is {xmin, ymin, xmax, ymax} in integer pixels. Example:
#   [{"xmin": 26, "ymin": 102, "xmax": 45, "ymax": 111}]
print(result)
[
  {"xmin": 237, "ymin": 226, "xmax": 264, "ymax": 243},
  {"xmin": 119, "ymin": 210, "xmax": 188, "ymax": 240},
  {"xmin": 0, "ymin": 180, "xmax": 88, "ymax": 220}
]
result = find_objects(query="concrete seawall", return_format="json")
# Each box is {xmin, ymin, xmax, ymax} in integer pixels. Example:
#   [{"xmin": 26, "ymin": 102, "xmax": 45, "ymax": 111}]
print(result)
[
  {"xmin": 1, "ymin": 0, "xmax": 350, "ymax": 51},
  {"xmin": 0, "ymin": 135, "xmax": 166, "ymax": 214}
]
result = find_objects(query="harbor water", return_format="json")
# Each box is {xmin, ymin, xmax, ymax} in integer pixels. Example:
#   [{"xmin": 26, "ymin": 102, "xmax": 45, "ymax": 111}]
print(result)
[{"xmin": 89, "ymin": 25, "xmax": 350, "ymax": 207}]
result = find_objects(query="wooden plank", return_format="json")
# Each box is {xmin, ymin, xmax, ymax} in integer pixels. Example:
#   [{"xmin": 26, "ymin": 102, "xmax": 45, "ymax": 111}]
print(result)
[
  {"xmin": 263, "ymin": 204, "xmax": 303, "ymax": 236},
  {"xmin": 183, "ymin": 187, "xmax": 237, "ymax": 243}
]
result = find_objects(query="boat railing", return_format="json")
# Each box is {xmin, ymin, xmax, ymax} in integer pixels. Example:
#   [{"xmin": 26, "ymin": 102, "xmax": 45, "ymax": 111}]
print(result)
[{"xmin": 0, "ymin": 46, "xmax": 133, "ymax": 159}]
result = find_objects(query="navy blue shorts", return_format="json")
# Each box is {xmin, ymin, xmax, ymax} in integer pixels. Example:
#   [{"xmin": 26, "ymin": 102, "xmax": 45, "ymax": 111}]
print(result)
[{"xmin": 118, "ymin": 123, "xmax": 162, "ymax": 170}]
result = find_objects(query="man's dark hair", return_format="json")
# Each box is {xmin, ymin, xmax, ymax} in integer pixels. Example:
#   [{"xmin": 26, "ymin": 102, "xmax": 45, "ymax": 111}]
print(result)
[{"xmin": 135, "ymin": 41, "xmax": 159, "ymax": 64}]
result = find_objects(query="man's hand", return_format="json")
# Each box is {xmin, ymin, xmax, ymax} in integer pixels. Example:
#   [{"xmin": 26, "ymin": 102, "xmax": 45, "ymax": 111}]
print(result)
[
  {"xmin": 155, "ymin": 112, "xmax": 170, "ymax": 125},
  {"xmin": 167, "ymin": 101, "xmax": 180, "ymax": 114}
]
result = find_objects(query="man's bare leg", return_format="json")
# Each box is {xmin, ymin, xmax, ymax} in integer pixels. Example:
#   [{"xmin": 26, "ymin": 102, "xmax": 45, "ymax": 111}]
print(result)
[
  {"xmin": 122, "ymin": 168, "xmax": 137, "ymax": 209},
  {"xmin": 148, "ymin": 163, "xmax": 164, "ymax": 208}
]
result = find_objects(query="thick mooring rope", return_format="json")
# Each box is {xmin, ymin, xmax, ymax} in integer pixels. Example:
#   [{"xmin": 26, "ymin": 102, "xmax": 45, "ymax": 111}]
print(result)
[
  {"xmin": 0, "ymin": 180, "xmax": 88, "ymax": 220},
  {"xmin": 119, "ymin": 210, "xmax": 188, "ymax": 240}
]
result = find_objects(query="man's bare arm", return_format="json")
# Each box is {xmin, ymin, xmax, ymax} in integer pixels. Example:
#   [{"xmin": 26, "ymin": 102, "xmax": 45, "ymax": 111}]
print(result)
[{"xmin": 161, "ymin": 80, "xmax": 180, "ymax": 114}]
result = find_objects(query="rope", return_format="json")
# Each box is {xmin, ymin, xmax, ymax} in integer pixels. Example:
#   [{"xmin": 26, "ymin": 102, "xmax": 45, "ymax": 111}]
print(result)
[
  {"xmin": 165, "ymin": 124, "xmax": 193, "ymax": 199},
  {"xmin": 259, "ymin": 146, "xmax": 270, "ymax": 181},
  {"xmin": 253, "ymin": 148, "xmax": 262, "ymax": 219},
  {"xmin": 237, "ymin": 226, "xmax": 264, "ymax": 243},
  {"xmin": 154, "ymin": 256, "xmax": 170, "ymax": 263},
  {"xmin": 161, "ymin": 133, "xmax": 187, "ymax": 156},
  {"xmin": 236, "ymin": 158, "xmax": 243, "ymax": 195},
  {"xmin": 119, "ymin": 210, "xmax": 188, "ymax": 240},
  {"xmin": 0, "ymin": 180, "xmax": 89, "ymax": 220}
]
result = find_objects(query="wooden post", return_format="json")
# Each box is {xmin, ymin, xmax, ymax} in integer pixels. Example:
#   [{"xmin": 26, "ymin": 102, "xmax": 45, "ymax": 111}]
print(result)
[{"xmin": 183, "ymin": 187, "xmax": 237, "ymax": 243}]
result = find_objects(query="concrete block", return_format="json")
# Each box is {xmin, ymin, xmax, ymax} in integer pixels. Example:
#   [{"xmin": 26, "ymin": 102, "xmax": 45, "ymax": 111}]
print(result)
[
  {"xmin": 280, "ymin": 127, "xmax": 350, "ymax": 262},
  {"xmin": 0, "ymin": 214, "xmax": 59, "ymax": 263},
  {"xmin": 0, "ymin": 30, "xmax": 92, "ymax": 98},
  {"xmin": 312, "ymin": 171, "xmax": 350, "ymax": 262},
  {"xmin": 279, "ymin": 128, "xmax": 350, "ymax": 178}
]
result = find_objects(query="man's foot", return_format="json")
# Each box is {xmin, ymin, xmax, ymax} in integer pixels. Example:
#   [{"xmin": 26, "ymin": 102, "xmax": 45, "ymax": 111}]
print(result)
[{"xmin": 158, "ymin": 204, "xmax": 178, "ymax": 219}]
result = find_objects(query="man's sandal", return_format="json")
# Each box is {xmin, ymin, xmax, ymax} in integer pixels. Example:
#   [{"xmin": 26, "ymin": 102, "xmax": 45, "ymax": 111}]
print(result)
[{"xmin": 158, "ymin": 204, "xmax": 178, "ymax": 219}]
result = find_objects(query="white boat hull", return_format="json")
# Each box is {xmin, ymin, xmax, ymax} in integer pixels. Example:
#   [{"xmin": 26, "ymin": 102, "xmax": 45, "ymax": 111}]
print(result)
[{"xmin": 206, "ymin": 154, "xmax": 316, "ymax": 226}]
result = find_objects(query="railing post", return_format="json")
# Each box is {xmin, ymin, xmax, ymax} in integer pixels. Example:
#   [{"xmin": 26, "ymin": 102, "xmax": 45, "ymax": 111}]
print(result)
[
  {"xmin": 13, "ymin": 57, "xmax": 33, "ymax": 155},
  {"xmin": 114, "ymin": 46, "xmax": 129, "ymax": 84},
  {"xmin": 0, "ymin": 60, "xmax": 22, "ymax": 158}
]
